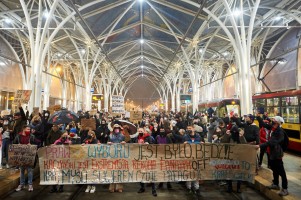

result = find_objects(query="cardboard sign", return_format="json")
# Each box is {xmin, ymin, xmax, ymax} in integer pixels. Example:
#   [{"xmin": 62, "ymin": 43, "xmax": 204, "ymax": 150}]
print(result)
[
  {"xmin": 47, "ymin": 106, "xmax": 54, "ymax": 114},
  {"xmin": 8, "ymin": 144, "xmax": 37, "ymax": 167},
  {"xmin": 130, "ymin": 111, "xmax": 142, "ymax": 121},
  {"xmin": 33, "ymin": 107, "xmax": 40, "ymax": 116},
  {"xmin": 53, "ymin": 105, "xmax": 61, "ymax": 111},
  {"xmin": 13, "ymin": 90, "xmax": 32, "ymax": 104},
  {"xmin": 38, "ymin": 143, "xmax": 257, "ymax": 185},
  {"xmin": 89, "ymin": 109, "xmax": 97, "ymax": 116},
  {"xmin": 81, "ymin": 118, "xmax": 96, "ymax": 130},
  {"xmin": 1, "ymin": 110, "xmax": 11, "ymax": 117}
]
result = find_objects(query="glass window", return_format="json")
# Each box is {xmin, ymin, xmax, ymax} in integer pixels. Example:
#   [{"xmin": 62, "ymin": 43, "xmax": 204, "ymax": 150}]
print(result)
[
  {"xmin": 282, "ymin": 96, "xmax": 298, "ymax": 106},
  {"xmin": 218, "ymin": 106, "xmax": 226, "ymax": 118},
  {"xmin": 254, "ymin": 99, "xmax": 265, "ymax": 108},
  {"xmin": 266, "ymin": 107, "xmax": 280, "ymax": 117},
  {"xmin": 226, "ymin": 105, "xmax": 240, "ymax": 117},
  {"xmin": 281, "ymin": 106, "xmax": 299, "ymax": 123},
  {"xmin": 267, "ymin": 98, "xmax": 279, "ymax": 106}
]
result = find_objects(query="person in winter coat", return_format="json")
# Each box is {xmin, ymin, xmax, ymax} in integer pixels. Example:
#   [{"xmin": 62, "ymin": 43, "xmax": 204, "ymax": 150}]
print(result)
[
  {"xmin": 136, "ymin": 127, "xmax": 157, "ymax": 197},
  {"xmin": 40, "ymin": 110, "xmax": 52, "ymax": 145},
  {"xmin": 14, "ymin": 125, "xmax": 37, "ymax": 192},
  {"xmin": 46, "ymin": 124, "xmax": 62, "ymax": 146},
  {"xmin": 193, "ymin": 121, "xmax": 204, "ymax": 142},
  {"xmin": 1, "ymin": 124, "xmax": 10, "ymax": 168},
  {"xmin": 69, "ymin": 128, "xmax": 81, "ymax": 144},
  {"xmin": 107, "ymin": 124, "xmax": 126, "ymax": 193},
  {"xmin": 12, "ymin": 104, "xmax": 27, "ymax": 143},
  {"xmin": 212, "ymin": 120, "xmax": 228, "ymax": 143},
  {"xmin": 156, "ymin": 127, "xmax": 172, "ymax": 190},
  {"xmin": 207, "ymin": 117, "xmax": 218, "ymax": 143},
  {"xmin": 182, "ymin": 125, "xmax": 201, "ymax": 196},
  {"xmin": 234, "ymin": 114, "xmax": 259, "ymax": 145},
  {"xmin": 95, "ymin": 119, "xmax": 110, "ymax": 143},
  {"xmin": 258, "ymin": 118, "xmax": 271, "ymax": 168},
  {"xmin": 29, "ymin": 115, "xmax": 44, "ymax": 147},
  {"xmin": 50, "ymin": 131, "xmax": 71, "ymax": 193},
  {"xmin": 83, "ymin": 131, "xmax": 99, "ymax": 193},
  {"xmin": 225, "ymin": 120, "xmax": 242, "ymax": 193},
  {"xmin": 255, "ymin": 115, "xmax": 288, "ymax": 197}
]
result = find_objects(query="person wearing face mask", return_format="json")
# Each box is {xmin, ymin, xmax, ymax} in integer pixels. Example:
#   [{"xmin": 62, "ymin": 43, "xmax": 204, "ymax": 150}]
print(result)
[
  {"xmin": 82, "ymin": 131, "xmax": 99, "ymax": 193},
  {"xmin": 234, "ymin": 114, "xmax": 259, "ymax": 145},
  {"xmin": 12, "ymin": 104, "xmax": 28, "ymax": 144},
  {"xmin": 69, "ymin": 128, "xmax": 81, "ymax": 144},
  {"xmin": 96, "ymin": 120, "xmax": 110, "ymax": 143},
  {"xmin": 136, "ymin": 127, "xmax": 157, "ymax": 197},
  {"xmin": 254, "ymin": 114, "xmax": 288, "ymax": 196},
  {"xmin": 49, "ymin": 132, "xmax": 71, "ymax": 193},
  {"xmin": 212, "ymin": 120, "xmax": 229, "ymax": 143},
  {"xmin": 156, "ymin": 128, "xmax": 172, "ymax": 190},
  {"xmin": 182, "ymin": 125, "xmax": 201, "ymax": 196},
  {"xmin": 14, "ymin": 126, "xmax": 36, "ymax": 192},
  {"xmin": 40, "ymin": 110, "xmax": 52, "ymax": 146},
  {"xmin": 29, "ymin": 115, "xmax": 43, "ymax": 147},
  {"xmin": 107, "ymin": 124, "xmax": 126, "ymax": 193}
]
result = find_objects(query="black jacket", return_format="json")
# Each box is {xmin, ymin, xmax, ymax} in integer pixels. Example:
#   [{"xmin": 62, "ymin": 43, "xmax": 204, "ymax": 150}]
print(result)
[
  {"xmin": 257, "ymin": 116, "xmax": 284, "ymax": 160},
  {"xmin": 234, "ymin": 118, "xmax": 259, "ymax": 144}
]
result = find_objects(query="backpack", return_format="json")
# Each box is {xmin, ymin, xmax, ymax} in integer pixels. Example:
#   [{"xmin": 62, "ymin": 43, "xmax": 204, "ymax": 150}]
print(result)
[{"xmin": 281, "ymin": 128, "xmax": 289, "ymax": 152}]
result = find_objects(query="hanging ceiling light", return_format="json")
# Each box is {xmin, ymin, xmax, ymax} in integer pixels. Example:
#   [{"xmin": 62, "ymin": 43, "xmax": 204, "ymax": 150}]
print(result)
[
  {"xmin": 43, "ymin": 10, "xmax": 49, "ymax": 18},
  {"xmin": 232, "ymin": 9, "xmax": 242, "ymax": 17},
  {"xmin": 4, "ymin": 18, "xmax": 12, "ymax": 24}
]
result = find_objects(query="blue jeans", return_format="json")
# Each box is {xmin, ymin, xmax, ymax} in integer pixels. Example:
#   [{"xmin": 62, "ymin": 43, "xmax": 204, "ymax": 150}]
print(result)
[
  {"xmin": 2, "ymin": 138, "xmax": 10, "ymax": 164},
  {"xmin": 20, "ymin": 167, "xmax": 33, "ymax": 185}
]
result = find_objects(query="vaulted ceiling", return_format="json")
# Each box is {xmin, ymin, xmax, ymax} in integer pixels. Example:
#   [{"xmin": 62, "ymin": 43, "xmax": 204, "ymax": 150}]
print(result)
[{"xmin": 0, "ymin": 0, "xmax": 300, "ymax": 106}]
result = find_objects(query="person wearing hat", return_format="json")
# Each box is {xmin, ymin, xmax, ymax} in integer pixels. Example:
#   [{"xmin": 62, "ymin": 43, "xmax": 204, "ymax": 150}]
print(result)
[
  {"xmin": 69, "ymin": 128, "xmax": 81, "ymax": 144},
  {"xmin": 107, "ymin": 124, "xmax": 125, "ymax": 193},
  {"xmin": 255, "ymin": 114, "xmax": 288, "ymax": 196}
]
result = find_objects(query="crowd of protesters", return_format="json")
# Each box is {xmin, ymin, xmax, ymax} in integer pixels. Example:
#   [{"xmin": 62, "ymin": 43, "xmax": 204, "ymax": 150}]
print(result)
[{"xmin": 0, "ymin": 105, "xmax": 289, "ymax": 197}]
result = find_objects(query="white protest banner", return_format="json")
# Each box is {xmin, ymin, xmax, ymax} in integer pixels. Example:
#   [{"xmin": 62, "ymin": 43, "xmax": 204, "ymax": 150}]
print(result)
[{"xmin": 38, "ymin": 143, "xmax": 257, "ymax": 185}]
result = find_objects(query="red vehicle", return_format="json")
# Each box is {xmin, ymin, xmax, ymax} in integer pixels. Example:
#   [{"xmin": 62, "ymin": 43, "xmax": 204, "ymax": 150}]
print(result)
[{"xmin": 253, "ymin": 90, "xmax": 301, "ymax": 152}]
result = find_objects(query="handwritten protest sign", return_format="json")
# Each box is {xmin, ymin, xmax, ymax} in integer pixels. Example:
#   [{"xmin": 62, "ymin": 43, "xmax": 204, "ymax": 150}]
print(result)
[
  {"xmin": 33, "ymin": 107, "xmax": 40, "ymax": 116},
  {"xmin": 38, "ymin": 143, "xmax": 257, "ymax": 185},
  {"xmin": 8, "ymin": 144, "xmax": 37, "ymax": 167},
  {"xmin": 112, "ymin": 95, "xmax": 124, "ymax": 114},
  {"xmin": 53, "ymin": 105, "xmax": 61, "ymax": 111},
  {"xmin": 81, "ymin": 118, "xmax": 96, "ymax": 130},
  {"xmin": 13, "ymin": 90, "xmax": 32, "ymax": 104},
  {"xmin": 47, "ymin": 106, "xmax": 54, "ymax": 114},
  {"xmin": 130, "ymin": 111, "xmax": 142, "ymax": 121},
  {"xmin": 89, "ymin": 109, "xmax": 97, "ymax": 116},
  {"xmin": 1, "ymin": 110, "xmax": 11, "ymax": 117}
]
